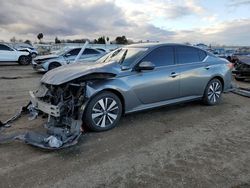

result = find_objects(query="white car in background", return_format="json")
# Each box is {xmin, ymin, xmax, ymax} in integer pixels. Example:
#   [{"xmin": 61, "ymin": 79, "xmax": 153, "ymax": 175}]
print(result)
[
  {"xmin": 32, "ymin": 47, "xmax": 106, "ymax": 72},
  {"xmin": 12, "ymin": 43, "xmax": 38, "ymax": 58},
  {"xmin": 0, "ymin": 43, "xmax": 31, "ymax": 65}
]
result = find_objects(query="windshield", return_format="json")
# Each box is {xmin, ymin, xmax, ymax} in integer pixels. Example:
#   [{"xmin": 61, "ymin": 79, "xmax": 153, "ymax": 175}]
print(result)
[
  {"xmin": 96, "ymin": 47, "xmax": 148, "ymax": 66},
  {"xmin": 54, "ymin": 47, "xmax": 69, "ymax": 56}
]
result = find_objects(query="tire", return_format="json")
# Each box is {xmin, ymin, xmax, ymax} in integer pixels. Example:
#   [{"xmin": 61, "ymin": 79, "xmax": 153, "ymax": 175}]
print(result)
[
  {"xmin": 18, "ymin": 55, "xmax": 31, "ymax": 65},
  {"xmin": 203, "ymin": 78, "xmax": 223, "ymax": 106},
  {"xmin": 235, "ymin": 76, "xmax": 245, "ymax": 81},
  {"xmin": 48, "ymin": 62, "xmax": 61, "ymax": 70},
  {"xmin": 83, "ymin": 91, "xmax": 122, "ymax": 132}
]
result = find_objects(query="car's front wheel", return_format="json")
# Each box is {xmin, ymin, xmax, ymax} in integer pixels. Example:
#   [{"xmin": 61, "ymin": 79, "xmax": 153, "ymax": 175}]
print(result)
[
  {"xmin": 203, "ymin": 78, "xmax": 223, "ymax": 105},
  {"xmin": 18, "ymin": 55, "xmax": 31, "ymax": 65},
  {"xmin": 83, "ymin": 91, "xmax": 122, "ymax": 132}
]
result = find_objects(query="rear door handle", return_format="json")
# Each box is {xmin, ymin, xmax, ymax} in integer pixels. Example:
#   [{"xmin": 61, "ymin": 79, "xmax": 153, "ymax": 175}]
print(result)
[{"xmin": 170, "ymin": 72, "xmax": 179, "ymax": 78}]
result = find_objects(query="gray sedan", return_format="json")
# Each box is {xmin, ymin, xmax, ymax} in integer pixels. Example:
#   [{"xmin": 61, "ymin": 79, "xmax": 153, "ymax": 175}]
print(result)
[{"xmin": 31, "ymin": 43, "xmax": 232, "ymax": 133}]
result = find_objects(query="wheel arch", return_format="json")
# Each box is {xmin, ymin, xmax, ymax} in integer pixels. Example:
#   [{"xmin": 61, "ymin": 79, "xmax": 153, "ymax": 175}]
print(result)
[
  {"xmin": 48, "ymin": 61, "xmax": 62, "ymax": 69},
  {"xmin": 100, "ymin": 89, "xmax": 125, "ymax": 115},
  {"xmin": 86, "ymin": 88, "xmax": 125, "ymax": 115},
  {"xmin": 210, "ymin": 75, "xmax": 225, "ymax": 91}
]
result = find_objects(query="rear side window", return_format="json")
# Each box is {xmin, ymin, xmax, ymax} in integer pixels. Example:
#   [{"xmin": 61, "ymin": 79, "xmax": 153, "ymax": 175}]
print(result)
[
  {"xmin": 198, "ymin": 49, "xmax": 207, "ymax": 61},
  {"xmin": 67, "ymin": 48, "xmax": 81, "ymax": 56},
  {"xmin": 83, "ymin": 48, "xmax": 100, "ymax": 55},
  {"xmin": 141, "ymin": 46, "xmax": 174, "ymax": 67},
  {"xmin": 176, "ymin": 46, "xmax": 200, "ymax": 64},
  {"xmin": 0, "ymin": 44, "xmax": 13, "ymax": 51}
]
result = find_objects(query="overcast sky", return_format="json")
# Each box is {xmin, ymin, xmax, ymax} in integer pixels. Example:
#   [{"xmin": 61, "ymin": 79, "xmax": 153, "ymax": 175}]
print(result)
[{"xmin": 0, "ymin": 0, "xmax": 249, "ymax": 45}]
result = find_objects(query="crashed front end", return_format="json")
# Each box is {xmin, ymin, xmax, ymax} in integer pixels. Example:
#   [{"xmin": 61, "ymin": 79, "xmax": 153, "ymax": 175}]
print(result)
[
  {"xmin": 232, "ymin": 55, "xmax": 250, "ymax": 80},
  {"xmin": 0, "ymin": 81, "xmax": 88, "ymax": 149},
  {"xmin": 29, "ymin": 82, "xmax": 88, "ymax": 149},
  {"xmin": 0, "ymin": 62, "xmax": 118, "ymax": 149}
]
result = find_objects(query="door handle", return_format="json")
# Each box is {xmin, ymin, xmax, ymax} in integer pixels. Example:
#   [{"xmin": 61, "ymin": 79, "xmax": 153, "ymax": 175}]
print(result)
[
  {"xmin": 205, "ymin": 66, "xmax": 211, "ymax": 70},
  {"xmin": 170, "ymin": 72, "xmax": 179, "ymax": 78}
]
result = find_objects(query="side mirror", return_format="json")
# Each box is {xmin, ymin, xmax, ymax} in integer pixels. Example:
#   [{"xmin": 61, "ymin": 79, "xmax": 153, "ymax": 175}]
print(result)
[{"xmin": 136, "ymin": 61, "xmax": 155, "ymax": 71}]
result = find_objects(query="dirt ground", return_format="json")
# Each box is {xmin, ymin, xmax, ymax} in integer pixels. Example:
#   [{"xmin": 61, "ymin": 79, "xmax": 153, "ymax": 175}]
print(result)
[{"xmin": 0, "ymin": 64, "xmax": 250, "ymax": 188}]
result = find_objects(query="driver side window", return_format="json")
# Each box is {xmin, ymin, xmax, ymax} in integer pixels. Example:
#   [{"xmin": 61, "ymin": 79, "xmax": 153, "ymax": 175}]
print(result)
[
  {"xmin": 0, "ymin": 44, "xmax": 13, "ymax": 51},
  {"xmin": 141, "ymin": 46, "xmax": 174, "ymax": 67},
  {"xmin": 67, "ymin": 48, "xmax": 81, "ymax": 56}
]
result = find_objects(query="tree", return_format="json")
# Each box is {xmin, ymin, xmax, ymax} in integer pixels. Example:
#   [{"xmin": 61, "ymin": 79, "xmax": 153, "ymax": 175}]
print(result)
[
  {"xmin": 55, "ymin": 37, "xmax": 61, "ymax": 44},
  {"xmin": 115, "ymin": 36, "xmax": 128, "ymax": 44},
  {"xmin": 10, "ymin": 36, "xmax": 16, "ymax": 43},
  {"xmin": 24, "ymin": 40, "xmax": 31, "ymax": 45},
  {"xmin": 37, "ymin": 33, "xmax": 43, "ymax": 43},
  {"xmin": 94, "ymin": 36, "xmax": 106, "ymax": 44}
]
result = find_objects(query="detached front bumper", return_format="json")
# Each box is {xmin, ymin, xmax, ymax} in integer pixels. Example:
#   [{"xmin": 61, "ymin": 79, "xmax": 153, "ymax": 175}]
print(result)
[
  {"xmin": 32, "ymin": 61, "xmax": 46, "ymax": 72},
  {"xmin": 29, "ymin": 91, "xmax": 60, "ymax": 117}
]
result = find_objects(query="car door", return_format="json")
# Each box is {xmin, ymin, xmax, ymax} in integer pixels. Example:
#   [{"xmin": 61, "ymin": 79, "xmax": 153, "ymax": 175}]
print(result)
[
  {"xmin": 0, "ymin": 44, "xmax": 16, "ymax": 61},
  {"xmin": 176, "ymin": 46, "xmax": 210, "ymax": 97},
  {"xmin": 126, "ymin": 46, "xmax": 180, "ymax": 104},
  {"xmin": 64, "ymin": 48, "xmax": 81, "ymax": 63},
  {"xmin": 80, "ymin": 48, "xmax": 101, "ymax": 60}
]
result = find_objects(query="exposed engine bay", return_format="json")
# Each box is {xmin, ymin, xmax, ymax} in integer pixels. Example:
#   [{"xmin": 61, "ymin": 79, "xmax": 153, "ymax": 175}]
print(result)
[{"xmin": 0, "ymin": 82, "xmax": 87, "ymax": 149}]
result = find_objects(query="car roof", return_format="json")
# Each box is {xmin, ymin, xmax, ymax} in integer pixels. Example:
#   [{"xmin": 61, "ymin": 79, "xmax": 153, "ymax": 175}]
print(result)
[{"xmin": 126, "ymin": 43, "xmax": 197, "ymax": 49}]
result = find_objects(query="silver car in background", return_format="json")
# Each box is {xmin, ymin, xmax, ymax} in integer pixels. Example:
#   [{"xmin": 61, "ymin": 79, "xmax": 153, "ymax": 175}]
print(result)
[
  {"xmin": 32, "ymin": 47, "xmax": 105, "ymax": 72},
  {"xmin": 31, "ymin": 43, "xmax": 232, "ymax": 134}
]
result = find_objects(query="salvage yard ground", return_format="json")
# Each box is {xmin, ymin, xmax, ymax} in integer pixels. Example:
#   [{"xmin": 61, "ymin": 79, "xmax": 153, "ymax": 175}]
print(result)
[{"xmin": 0, "ymin": 64, "xmax": 250, "ymax": 188}]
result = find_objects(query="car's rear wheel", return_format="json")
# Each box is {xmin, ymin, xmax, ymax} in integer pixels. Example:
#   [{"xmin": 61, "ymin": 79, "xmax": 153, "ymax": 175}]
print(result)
[
  {"xmin": 18, "ymin": 55, "xmax": 31, "ymax": 65},
  {"xmin": 48, "ymin": 62, "xmax": 61, "ymax": 70},
  {"xmin": 203, "ymin": 78, "xmax": 223, "ymax": 105},
  {"xmin": 84, "ymin": 91, "xmax": 122, "ymax": 132}
]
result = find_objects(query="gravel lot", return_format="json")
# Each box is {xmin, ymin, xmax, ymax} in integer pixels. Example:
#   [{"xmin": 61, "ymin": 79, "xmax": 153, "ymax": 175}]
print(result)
[{"xmin": 0, "ymin": 64, "xmax": 250, "ymax": 188}]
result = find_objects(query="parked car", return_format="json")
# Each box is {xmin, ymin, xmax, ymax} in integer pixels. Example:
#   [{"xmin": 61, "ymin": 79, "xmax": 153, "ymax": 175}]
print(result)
[
  {"xmin": 12, "ymin": 43, "xmax": 38, "ymax": 58},
  {"xmin": 30, "ymin": 43, "xmax": 232, "ymax": 139},
  {"xmin": 32, "ymin": 47, "xmax": 105, "ymax": 72},
  {"xmin": 233, "ymin": 55, "xmax": 250, "ymax": 81},
  {"xmin": 0, "ymin": 43, "xmax": 31, "ymax": 65}
]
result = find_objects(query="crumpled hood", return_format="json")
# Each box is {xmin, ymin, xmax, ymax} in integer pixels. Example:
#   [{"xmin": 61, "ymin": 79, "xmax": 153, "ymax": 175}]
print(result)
[
  {"xmin": 41, "ymin": 61, "xmax": 119, "ymax": 85},
  {"xmin": 34, "ymin": 54, "xmax": 59, "ymax": 61}
]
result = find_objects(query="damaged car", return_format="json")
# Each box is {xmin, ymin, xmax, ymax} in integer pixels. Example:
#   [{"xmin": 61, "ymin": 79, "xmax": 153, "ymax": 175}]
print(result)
[
  {"xmin": 233, "ymin": 55, "xmax": 250, "ymax": 81},
  {"xmin": 0, "ymin": 43, "xmax": 233, "ymax": 149},
  {"xmin": 32, "ymin": 47, "xmax": 105, "ymax": 72}
]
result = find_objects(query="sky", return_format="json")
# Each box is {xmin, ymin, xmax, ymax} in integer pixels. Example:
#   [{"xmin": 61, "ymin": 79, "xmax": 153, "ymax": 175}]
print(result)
[{"xmin": 0, "ymin": 0, "xmax": 249, "ymax": 45}]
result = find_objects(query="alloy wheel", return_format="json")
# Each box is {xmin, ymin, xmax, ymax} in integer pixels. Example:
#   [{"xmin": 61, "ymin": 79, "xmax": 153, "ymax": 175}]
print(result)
[
  {"xmin": 207, "ymin": 81, "xmax": 222, "ymax": 103},
  {"xmin": 91, "ymin": 97, "xmax": 119, "ymax": 128}
]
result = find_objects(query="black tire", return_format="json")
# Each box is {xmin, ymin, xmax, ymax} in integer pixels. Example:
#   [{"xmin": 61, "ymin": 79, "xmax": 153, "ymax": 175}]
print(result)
[
  {"xmin": 203, "ymin": 78, "xmax": 223, "ymax": 106},
  {"xmin": 83, "ymin": 91, "xmax": 122, "ymax": 132},
  {"xmin": 48, "ymin": 62, "xmax": 61, "ymax": 70},
  {"xmin": 18, "ymin": 55, "xmax": 31, "ymax": 65},
  {"xmin": 235, "ymin": 76, "xmax": 245, "ymax": 81}
]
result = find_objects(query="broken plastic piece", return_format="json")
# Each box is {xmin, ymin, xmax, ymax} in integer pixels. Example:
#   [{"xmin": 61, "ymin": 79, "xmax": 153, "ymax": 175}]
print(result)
[
  {"xmin": 232, "ymin": 87, "xmax": 250, "ymax": 98},
  {"xmin": 44, "ymin": 136, "xmax": 63, "ymax": 148}
]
